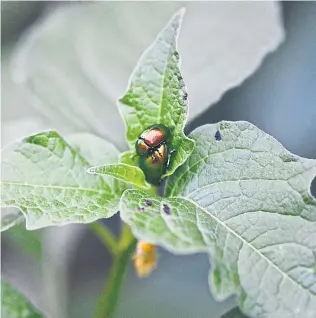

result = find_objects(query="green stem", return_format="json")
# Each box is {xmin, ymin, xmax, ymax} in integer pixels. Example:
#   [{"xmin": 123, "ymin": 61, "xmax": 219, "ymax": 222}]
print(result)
[
  {"xmin": 93, "ymin": 225, "xmax": 137, "ymax": 318},
  {"xmin": 88, "ymin": 222, "xmax": 118, "ymax": 256}
]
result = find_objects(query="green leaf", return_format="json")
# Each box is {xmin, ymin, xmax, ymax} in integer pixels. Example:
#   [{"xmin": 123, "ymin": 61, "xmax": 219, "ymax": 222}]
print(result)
[
  {"xmin": 66, "ymin": 132, "xmax": 127, "ymax": 196},
  {"xmin": 10, "ymin": 3, "xmax": 284, "ymax": 148},
  {"xmin": 120, "ymin": 190, "xmax": 208, "ymax": 253},
  {"xmin": 121, "ymin": 121, "xmax": 316, "ymax": 318},
  {"xmin": 1, "ymin": 131, "xmax": 125, "ymax": 230},
  {"xmin": 120, "ymin": 150, "xmax": 138, "ymax": 167},
  {"xmin": 66, "ymin": 132, "xmax": 121, "ymax": 167},
  {"xmin": 1, "ymin": 281, "xmax": 43, "ymax": 318},
  {"xmin": 166, "ymin": 121, "xmax": 316, "ymax": 218},
  {"xmin": 88, "ymin": 164, "xmax": 150, "ymax": 190},
  {"xmin": 119, "ymin": 8, "xmax": 195, "ymax": 178},
  {"xmin": 221, "ymin": 307, "xmax": 249, "ymax": 318}
]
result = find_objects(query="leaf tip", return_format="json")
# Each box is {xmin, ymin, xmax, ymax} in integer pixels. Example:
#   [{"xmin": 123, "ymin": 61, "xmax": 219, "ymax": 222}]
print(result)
[
  {"xmin": 168, "ymin": 7, "xmax": 186, "ymax": 34},
  {"xmin": 176, "ymin": 7, "xmax": 186, "ymax": 19}
]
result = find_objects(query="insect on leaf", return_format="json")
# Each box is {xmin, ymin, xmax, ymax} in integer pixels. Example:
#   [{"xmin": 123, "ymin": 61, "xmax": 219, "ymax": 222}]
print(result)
[
  {"xmin": 119, "ymin": 8, "xmax": 195, "ymax": 178},
  {"xmin": 121, "ymin": 121, "xmax": 316, "ymax": 318}
]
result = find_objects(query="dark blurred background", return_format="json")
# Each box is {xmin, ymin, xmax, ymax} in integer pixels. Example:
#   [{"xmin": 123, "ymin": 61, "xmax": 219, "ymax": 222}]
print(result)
[{"xmin": 1, "ymin": 1, "xmax": 316, "ymax": 318}]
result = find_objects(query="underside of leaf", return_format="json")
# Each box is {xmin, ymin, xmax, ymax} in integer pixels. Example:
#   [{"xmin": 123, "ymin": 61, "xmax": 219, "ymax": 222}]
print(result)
[
  {"xmin": 121, "ymin": 121, "xmax": 316, "ymax": 318},
  {"xmin": 1, "ymin": 132, "xmax": 125, "ymax": 230}
]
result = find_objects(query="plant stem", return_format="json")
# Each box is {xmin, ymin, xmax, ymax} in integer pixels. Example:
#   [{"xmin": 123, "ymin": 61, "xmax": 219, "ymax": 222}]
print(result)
[
  {"xmin": 88, "ymin": 222, "xmax": 118, "ymax": 256},
  {"xmin": 93, "ymin": 225, "xmax": 137, "ymax": 318}
]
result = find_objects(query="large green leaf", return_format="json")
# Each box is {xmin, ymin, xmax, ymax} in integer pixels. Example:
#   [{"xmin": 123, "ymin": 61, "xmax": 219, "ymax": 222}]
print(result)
[
  {"xmin": 166, "ymin": 121, "xmax": 316, "ymax": 217},
  {"xmin": 120, "ymin": 121, "xmax": 316, "ymax": 318},
  {"xmin": 1, "ymin": 281, "xmax": 43, "ymax": 318},
  {"xmin": 1, "ymin": 132, "xmax": 124, "ymax": 230},
  {"xmin": 10, "ymin": 3, "xmax": 284, "ymax": 148},
  {"xmin": 66, "ymin": 132, "xmax": 127, "ymax": 196},
  {"xmin": 119, "ymin": 8, "xmax": 195, "ymax": 178}
]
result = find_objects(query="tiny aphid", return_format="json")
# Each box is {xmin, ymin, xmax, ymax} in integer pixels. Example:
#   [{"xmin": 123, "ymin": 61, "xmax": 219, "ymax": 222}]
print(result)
[
  {"xmin": 145, "ymin": 200, "xmax": 152, "ymax": 206},
  {"xmin": 163, "ymin": 203, "xmax": 171, "ymax": 215},
  {"xmin": 133, "ymin": 241, "xmax": 157, "ymax": 278},
  {"xmin": 215, "ymin": 130, "xmax": 222, "ymax": 141}
]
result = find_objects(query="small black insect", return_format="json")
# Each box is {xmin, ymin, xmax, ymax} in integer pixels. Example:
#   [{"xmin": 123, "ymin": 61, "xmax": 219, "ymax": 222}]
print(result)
[
  {"xmin": 183, "ymin": 92, "xmax": 188, "ymax": 101},
  {"xmin": 145, "ymin": 200, "xmax": 152, "ymax": 206},
  {"xmin": 137, "ymin": 207, "xmax": 145, "ymax": 212},
  {"xmin": 162, "ymin": 204, "xmax": 171, "ymax": 215},
  {"xmin": 215, "ymin": 130, "xmax": 222, "ymax": 141}
]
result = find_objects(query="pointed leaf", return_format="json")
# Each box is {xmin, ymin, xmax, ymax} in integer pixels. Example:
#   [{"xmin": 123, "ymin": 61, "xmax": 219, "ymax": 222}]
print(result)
[
  {"xmin": 121, "ymin": 121, "xmax": 316, "ymax": 318},
  {"xmin": 10, "ymin": 3, "xmax": 284, "ymax": 147},
  {"xmin": 119, "ymin": 8, "xmax": 195, "ymax": 177},
  {"xmin": 1, "ymin": 132, "xmax": 124, "ymax": 230},
  {"xmin": 1, "ymin": 281, "xmax": 43, "ymax": 318},
  {"xmin": 88, "ymin": 163, "xmax": 150, "ymax": 190}
]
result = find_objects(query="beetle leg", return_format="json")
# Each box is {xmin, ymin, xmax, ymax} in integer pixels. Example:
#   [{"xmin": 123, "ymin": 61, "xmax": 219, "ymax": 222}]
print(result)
[
  {"xmin": 155, "ymin": 141, "xmax": 165, "ymax": 156},
  {"xmin": 166, "ymin": 154, "xmax": 171, "ymax": 169},
  {"xmin": 166, "ymin": 149, "xmax": 177, "ymax": 169}
]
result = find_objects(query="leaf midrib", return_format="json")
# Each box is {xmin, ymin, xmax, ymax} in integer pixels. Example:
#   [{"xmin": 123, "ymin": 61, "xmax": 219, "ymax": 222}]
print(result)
[{"xmin": 157, "ymin": 41, "xmax": 175, "ymax": 125}]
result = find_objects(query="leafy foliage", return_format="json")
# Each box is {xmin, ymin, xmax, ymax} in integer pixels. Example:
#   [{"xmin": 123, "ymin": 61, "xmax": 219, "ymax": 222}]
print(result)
[
  {"xmin": 120, "ymin": 121, "xmax": 316, "ymax": 318},
  {"xmin": 1, "ymin": 5, "xmax": 313, "ymax": 318},
  {"xmin": 117, "ymin": 8, "xmax": 194, "ymax": 179},
  {"xmin": 1, "ymin": 132, "xmax": 125, "ymax": 230},
  {"xmin": 88, "ymin": 164, "xmax": 150, "ymax": 190},
  {"xmin": 1, "ymin": 281, "xmax": 43, "ymax": 318},
  {"xmin": 10, "ymin": 3, "xmax": 284, "ymax": 149}
]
